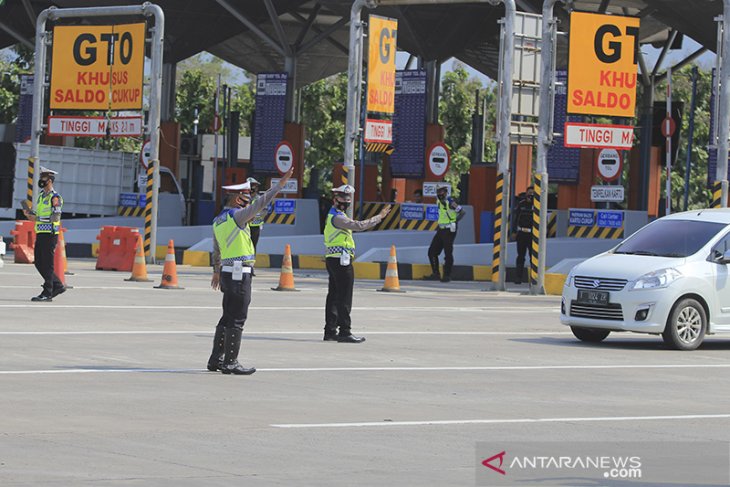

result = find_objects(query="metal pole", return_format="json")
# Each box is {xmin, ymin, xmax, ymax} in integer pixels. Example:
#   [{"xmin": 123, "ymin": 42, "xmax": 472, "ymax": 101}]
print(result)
[
  {"xmin": 684, "ymin": 66, "xmax": 698, "ymax": 212},
  {"xmin": 716, "ymin": 0, "xmax": 730, "ymax": 206},
  {"xmin": 30, "ymin": 9, "xmax": 50, "ymax": 212},
  {"xmin": 145, "ymin": 3, "xmax": 165, "ymax": 264},
  {"xmin": 665, "ymin": 67, "xmax": 672, "ymax": 216},
  {"xmin": 533, "ymin": 0, "xmax": 564, "ymax": 295},
  {"xmin": 213, "ymin": 75, "xmax": 220, "ymax": 207}
]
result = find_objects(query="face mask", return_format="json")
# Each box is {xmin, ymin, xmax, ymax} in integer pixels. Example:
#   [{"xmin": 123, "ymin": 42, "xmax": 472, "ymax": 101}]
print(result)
[
  {"xmin": 38, "ymin": 179, "xmax": 49, "ymax": 188},
  {"xmin": 437, "ymin": 193, "xmax": 446, "ymax": 201},
  {"xmin": 336, "ymin": 201, "xmax": 350, "ymax": 212}
]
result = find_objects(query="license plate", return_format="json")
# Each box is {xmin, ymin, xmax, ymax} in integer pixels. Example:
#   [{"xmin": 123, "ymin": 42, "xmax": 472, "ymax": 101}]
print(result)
[{"xmin": 577, "ymin": 289, "xmax": 610, "ymax": 306}]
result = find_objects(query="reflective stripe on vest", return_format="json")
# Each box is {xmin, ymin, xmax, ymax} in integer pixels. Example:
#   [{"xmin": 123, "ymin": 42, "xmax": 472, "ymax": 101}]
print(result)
[
  {"xmin": 324, "ymin": 207, "xmax": 355, "ymax": 257},
  {"xmin": 213, "ymin": 210, "xmax": 256, "ymax": 266},
  {"xmin": 249, "ymin": 195, "xmax": 265, "ymax": 227},
  {"xmin": 35, "ymin": 191, "xmax": 62, "ymax": 234}
]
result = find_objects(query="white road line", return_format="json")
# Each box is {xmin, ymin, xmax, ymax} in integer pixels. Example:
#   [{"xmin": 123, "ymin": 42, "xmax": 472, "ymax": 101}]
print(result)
[
  {"xmin": 1, "ymin": 364, "xmax": 730, "ymax": 375},
  {"xmin": 270, "ymin": 414, "xmax": 730, "ymax": 429},
  {"xmin": 0, "ymin": 304, "xmax": 558, "ymax": 311},
  {"xmin": 0, "ymin": 330, "xmax": 570, "ymax": 335}
]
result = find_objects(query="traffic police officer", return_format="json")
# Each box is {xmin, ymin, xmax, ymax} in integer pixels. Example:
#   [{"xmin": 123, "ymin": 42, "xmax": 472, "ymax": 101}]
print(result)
[
  {"xmin": 207, "ymin": 167, "xmax": 293, "ymax": 374},
  {"xmin": 323, "ymin": 185, "xmax": 391, "ymax": 343},
  {"xmin": 511, "ymin": 186, "xmax": 534, "ymax": 285},
  {"xmin": 22, "ymin": 166, "xmax": 65, "ymax": 302},
  {"xmin": 425, "ymin": 184, "xmax": 465, "ymax": 282}
]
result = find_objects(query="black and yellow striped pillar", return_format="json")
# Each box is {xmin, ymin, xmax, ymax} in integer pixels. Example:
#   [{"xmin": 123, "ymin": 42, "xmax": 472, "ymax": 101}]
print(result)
[
  {"xmin": 491, "ymin": 173, "xmax": 504, "ymax": 284},
  {"xmin": 143, "ymin": 164, "xmax": 154, "ymax": 259},
  {"xmin": 26, "ymin": 157, "xmax": 35, "ymax": 205},
  {"xmin": 711, "ymin": 181, "xmax": 722, "ymax": 208},
  {"xmin": 530, "ymin": 174, "xmax": 542, "ymax": 287},
  {"xmin": 341, "ymin": 165, "xmax": 350, "ymax": 186}
]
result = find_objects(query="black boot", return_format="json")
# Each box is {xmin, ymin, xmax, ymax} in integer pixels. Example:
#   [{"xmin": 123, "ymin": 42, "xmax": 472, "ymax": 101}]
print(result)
[
  {"xmin": 221, "ymin": 328, "xmax": 256, "ymax": 375},
  {"xmin": 206, "ymin": 323, "xmax": 225, "ymax": 371},
  {"xmin": 323, "ymin": 327, "xmax": 339, "ymax": 341}
]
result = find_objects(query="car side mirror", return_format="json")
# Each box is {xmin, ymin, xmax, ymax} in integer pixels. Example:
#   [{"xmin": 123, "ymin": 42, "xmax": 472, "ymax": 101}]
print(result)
[{"xmin": 720, "ymin": 249, "xmax": 730, "ymax": 264}]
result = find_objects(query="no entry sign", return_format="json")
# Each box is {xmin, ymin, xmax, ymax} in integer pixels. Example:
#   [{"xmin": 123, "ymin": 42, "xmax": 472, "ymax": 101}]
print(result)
[{"xmin": 274, "ymin": 141, "xmax": 294, "ymax": 175}]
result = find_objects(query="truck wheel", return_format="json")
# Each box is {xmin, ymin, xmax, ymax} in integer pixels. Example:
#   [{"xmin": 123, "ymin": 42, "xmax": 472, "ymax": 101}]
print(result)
[
  {"xmin": 662, "ymin": 298, "xmax": 706, "ymax": 351},
  {"xmin": 570, "ymin": 326, "xmax": 610, "ymax": 343}
]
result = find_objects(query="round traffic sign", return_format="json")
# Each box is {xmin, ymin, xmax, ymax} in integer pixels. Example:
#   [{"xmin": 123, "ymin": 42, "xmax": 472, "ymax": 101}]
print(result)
[
  {"xmin": 596, "ymin": 148, "xmax": 622, "ymax": 182},
  {"xmin": 139, "ymin": 140, "xmax": 151, "ymax": 168},
  {"xmin": 661, "ymin": 116, "xmax": 676, "ymax": 138},
  {"xmin": 426, "ymin": 142, "xmax": 450, "ymax": 178},
  {"xmin": 274, "ymin": 141, "xmax": 294, "ymax": 175}
]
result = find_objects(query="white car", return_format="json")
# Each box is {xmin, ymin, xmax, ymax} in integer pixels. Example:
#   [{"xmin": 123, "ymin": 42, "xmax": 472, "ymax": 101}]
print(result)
[{"xmin": 560, "ymin": 209, "xmax": 730, "ymax": 350}]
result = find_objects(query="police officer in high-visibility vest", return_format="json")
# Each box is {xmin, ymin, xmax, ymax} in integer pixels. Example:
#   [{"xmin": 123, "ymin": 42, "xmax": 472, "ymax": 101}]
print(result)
[
  {"xmin": 208, "ymin": 167, "xmax": 293, "ymax": 375},
  {"xmin": 22, "ymin": 167, "xmax": 65, "ymax": 302},
  {"xmin": 323, "ymin": 185, "xmax": 391, "ymax": 343},
  {"xmin": 425, "ymin": 184, "xmax": 465, "ymax": 283}
]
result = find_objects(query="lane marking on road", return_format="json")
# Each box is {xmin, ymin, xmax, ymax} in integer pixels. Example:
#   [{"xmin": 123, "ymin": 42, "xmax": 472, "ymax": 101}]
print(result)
[
  {"xmin": 0, "ymin": 330, "xmax": 570, "ymax": 335},
  {"xmin": 0, "ymin": 304, "xmax": 559, "ymax": 311},
  {"xmin": 270, "ymin": 414, "xmax": 730, "ymax": 429},
  {"xmin": 2, "ymin": 364, "xmax": 730, "ymax": 375}
]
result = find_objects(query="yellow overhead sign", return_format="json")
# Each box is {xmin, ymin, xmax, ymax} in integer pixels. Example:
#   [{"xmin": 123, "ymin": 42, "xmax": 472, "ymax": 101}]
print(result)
[
  {"xmin": 367, "ymin": 15, "xmax": 398, "ymax": 114},
  {"xmin": 50, "ymin": 23, "xmax": 145, "ymax": 110},
  {"xmin": 567, "ymin": 12, "xmax": 640, "ymax": 118}
]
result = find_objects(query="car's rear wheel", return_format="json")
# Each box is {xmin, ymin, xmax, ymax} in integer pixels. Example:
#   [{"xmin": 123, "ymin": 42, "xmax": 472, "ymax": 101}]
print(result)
[
  {"xmin": 662, "ymin": 298, "xmax": 706, "ymax": 351},
  {"xmin": 571, "ymin": 326, "xmax": 610, "ymax": 343}
]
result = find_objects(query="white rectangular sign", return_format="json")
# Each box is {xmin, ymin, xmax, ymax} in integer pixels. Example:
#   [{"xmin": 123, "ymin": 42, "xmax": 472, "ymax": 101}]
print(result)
[
  {"xmin": 47, "ymin": 116, "xmax": 143, "ymax": 137},
  {"xmin": 270, "ymin": 178, "xmax": 298, "ymax": 194},
  {"xmin": 591, "ymin": 185, "xmax": 625, "ymax": 202},
  {"xmin": 423, "ymin": 182, "xmax": 451, "ymax": 198},
  {"xmin": 564, "ymin": 122, "xmax": 634, "ymax": 150},
  {"xmin": 364, "ymin": 119, "xmax": 393, "ymax": 144}
]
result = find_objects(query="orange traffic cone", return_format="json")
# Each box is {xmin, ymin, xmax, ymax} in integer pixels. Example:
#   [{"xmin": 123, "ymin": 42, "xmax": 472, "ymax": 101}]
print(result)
[
  {"xmin": 126, "ymin": 234, "xmax": 152, "ymax": 282},
  {"xmin": 58, "ymin": 229, "xmax": 74, "ymax": 276},
  {"xmin": 271, "ymin": 244, "xmax": 298, "ymax": 291},
  {"xmin": 154, "ymin": 240, "xmax": 183, "ymax": 289},
  {"xmin": 53, "ymin": 235, "xmax": 67, "ymax": 288},
  {"xmin": 379, "ymin": 245, "xmax": 405, "ymax": 293}
]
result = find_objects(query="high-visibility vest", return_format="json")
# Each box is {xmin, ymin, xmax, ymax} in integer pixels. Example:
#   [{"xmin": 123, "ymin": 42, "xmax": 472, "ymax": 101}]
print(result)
[
  {"xmin": 324, "ymin": 207, "xmax": 355, "ymax": 258},
  {"xmin": 437, "ymin": 198, "xmax": 458, "ymax": 226},
  {"xmin": 35, "ymin": 191, "xmax": 63, "ymax": 234},
  {"xmin": 249, "ymin": 195, "xmax": 265, "ymax": 227},
  {"xmin": 213, "ymin": 209, "xmax": 256, "ymax": 266}
]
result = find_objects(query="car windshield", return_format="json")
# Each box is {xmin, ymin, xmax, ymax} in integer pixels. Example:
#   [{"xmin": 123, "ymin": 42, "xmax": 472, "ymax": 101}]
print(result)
[{"xmin": 614, "ymin": 219, "xmax": 726, "ymax": 258}]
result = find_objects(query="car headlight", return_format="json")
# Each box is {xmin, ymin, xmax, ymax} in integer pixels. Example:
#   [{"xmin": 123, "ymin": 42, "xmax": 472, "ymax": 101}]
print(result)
[{"xmin": 629, "ymin": 268, "xmax": 682, "ymax": 291}]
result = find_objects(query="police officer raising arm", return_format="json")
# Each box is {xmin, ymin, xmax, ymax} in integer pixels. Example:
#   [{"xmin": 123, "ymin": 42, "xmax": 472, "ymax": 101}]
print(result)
[
  {"xmin": 424, "ymin": 184, "xmax": 465, "ymax": 283},
  {"xmin": 324, "ymin": 185, "xmax": 391, "ymax": 343},
  {"xmin": 207, "ymin": 167, "xmax": 293, "ymax": 375},
  {"xmin": 23, "ymin": 167, "xmax": 65, "ymax": 302}
]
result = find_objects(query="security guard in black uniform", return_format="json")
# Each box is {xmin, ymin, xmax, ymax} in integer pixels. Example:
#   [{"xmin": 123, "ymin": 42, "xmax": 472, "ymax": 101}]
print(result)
[
  {"xmin": 22, "ymin": 167, "xmax": 65, "ymax": 302},
  {"xmin": 511, "ymin": 186, "xmax": 534, "ymax": 285},
  {"xmin": 208, "ymin": 167, "xmax": 293, "ymax": 375},
  {"xmin": 425, "ymin": 184, "xmax": 465, "ymax": 282},
  {"xmin": 323, "ymin": 185, "xmax": 391, "ymax": 343}
]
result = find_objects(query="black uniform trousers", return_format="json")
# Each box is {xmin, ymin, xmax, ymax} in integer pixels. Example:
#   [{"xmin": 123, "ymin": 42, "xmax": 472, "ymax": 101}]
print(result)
[
  {"xmin": 250, "ymin": 226, "xmax": 261, "ymax": 251},
  {"xmin": 515, "ymin": 230, "xmax": 532, "ymax": 272},
  {"xmin": 428, "ymin": 227, "xmax": 456, "ymax": 276},
  {"xmin": 324, "ymin": 256, "xmax": 354, "ymax": 336},
  {"xmin": 216, "ymin": 271, "xmax": 252, "ymax": 332},
  {"xmin": 34, "ymin": 233, "xmax": 63, "ymax": 297}
]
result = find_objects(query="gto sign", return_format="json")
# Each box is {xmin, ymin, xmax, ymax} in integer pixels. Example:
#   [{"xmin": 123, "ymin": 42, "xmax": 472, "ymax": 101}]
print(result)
[
  {"xmin": 567, "ymin": 12, "xmax": 640, "ymax": 117},
  {"xmin": 50, "ymin": 23, "xmax": 145, "ymax": 110}
]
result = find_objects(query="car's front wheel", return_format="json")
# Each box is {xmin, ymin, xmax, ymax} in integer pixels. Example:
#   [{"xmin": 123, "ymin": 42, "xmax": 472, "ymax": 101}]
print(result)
[
  {"xmin": 662, "ymin": 298, "xmax": 706, "ymax": 351},
  {"xmin": 571, "ymin": 326, "xmax": 610, "ymax": 343}
]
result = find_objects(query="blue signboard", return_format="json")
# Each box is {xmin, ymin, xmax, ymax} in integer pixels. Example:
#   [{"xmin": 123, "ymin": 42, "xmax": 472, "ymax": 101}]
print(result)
[
  {"xmin": 251, "ymin": 73, "xmax": 287, "ymax": 175},
  {"xmin": 547, "ymin": 70, "xmax": 582, "ymax": 183},
  {"xmin": 390, "ymin": 70, "xmax": 426, "ymax": 178},
  {"xmin": 597, "ymin": 210, "xmax": 623, "ymax": 228},
  {"xmin": 425, "ymin": 205, "xmax": 439, "ymax": 221},
  {"xmin": 569, "ymin": 210, "xmax": 595, "ymax": 226},
  {"xmin": 400, "ymin": 203, "xmax": 424, "ymax": 221},
  {"xmin": 119, "ymin": 193, "xmax": 139, "ymax": 208},
  {"xmin": 274, "ymin": 199, "xmax": 296, "ymax": 214},
  {"xmin": 15, "ymin": 75, "xmax": 33, "ymax": 143}
]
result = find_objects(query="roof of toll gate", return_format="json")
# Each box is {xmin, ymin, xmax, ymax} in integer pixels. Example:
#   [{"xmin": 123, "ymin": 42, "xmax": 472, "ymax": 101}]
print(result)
[{"xmin": 0, "ymin": 0, "xmax": 721, "ymax": 86}]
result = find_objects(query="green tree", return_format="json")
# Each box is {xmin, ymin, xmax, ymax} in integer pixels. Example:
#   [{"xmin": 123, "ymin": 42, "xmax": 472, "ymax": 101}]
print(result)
[{"xmin": 0, "ymin": 45, "xmax": 33, "ymax": 123}]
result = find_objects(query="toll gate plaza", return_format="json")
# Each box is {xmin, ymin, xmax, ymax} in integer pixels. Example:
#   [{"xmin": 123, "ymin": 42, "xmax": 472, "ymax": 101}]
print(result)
[{"xmin": 1, "ymin": 258, "xmax": 729, "ymax": 486}]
